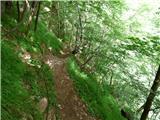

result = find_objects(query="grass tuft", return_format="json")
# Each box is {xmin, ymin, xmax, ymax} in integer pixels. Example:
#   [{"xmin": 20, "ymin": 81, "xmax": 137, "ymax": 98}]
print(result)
[{"xmin": 67, "ymin": 57, "xmax": 125, "ymax": 120}]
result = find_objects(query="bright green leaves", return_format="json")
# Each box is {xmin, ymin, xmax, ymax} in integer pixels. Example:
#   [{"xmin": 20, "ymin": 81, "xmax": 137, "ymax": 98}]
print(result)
[
  {"xmin": 67, "ymin": 57, "xmax": 125, "ymax": 120},
  {"xmin": 124, "ymin": 35, "xmax": 160, "ymax": 63},
  {"xmin": 33, "ymin": 22, "xmax": 62, "ymax": 54},
  {"xmin": 2, "ymin": 41, "xmax": 43, "ymax": 120}
]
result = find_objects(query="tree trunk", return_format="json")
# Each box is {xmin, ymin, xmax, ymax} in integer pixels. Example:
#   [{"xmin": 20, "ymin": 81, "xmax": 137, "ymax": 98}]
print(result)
[
  {"xmin": 109, "ymin": 70, "xmax": 114, "ymax": 86},
  {"xmin": 1, "ymin": 2, "xmax": 6, "ymax": 17},
  {"xmin": 140, "ymin": 65, "xmax": 160, "ymax": 120},
  {"xmin": 57, "ymin": 2, "xmax": 65, "ymax": 39},
  {"xmin": 77, "ymin": 5, "xmax": 83, "ymax": 43},
  {"xmin": 34, "ymin": 2, "xmax": 41, "ymax": 31},
  {"xmin": 48, "ymin": 1, "xmax": 60, "ymax": 37},
  {"xmin": 25, "ymin": 1, "xmax": 37, "ymax": 35},
  {"xmin": 16, "ymin": 1, "xmax": 20, "ymax": 22},
  {"xmin": 74, "ymin": 4, "xmax": 83, "ymax": 53},
  {"xmin": 19, "ymin": 2, "xmax": 27, "ymax": 22}
]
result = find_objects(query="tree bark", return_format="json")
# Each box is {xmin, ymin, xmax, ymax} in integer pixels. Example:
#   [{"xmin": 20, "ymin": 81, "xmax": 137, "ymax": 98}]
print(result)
[
  {"xmin": 74, "ymin": 4, "xmax": 83, "ymax": 53},
  {"xmin": 109, "ymin": 70, "xmax": 114, "ymax": 86},
  {"xmin": 25, "ymin": 1, "xmax": 37, "ymax": 35},
  {"xmin": 57, "ymin": 2, "xmax": 65, "ymax": 39},
  {"xmin": 140, "ymin": 65, "xmax": 160, "ymax": 120},
  {"xmin": 34, "ymin": 2, "xmax": 41, "ymax": 31},
  {"xmin": 77, "ymin": 5, "xmax": 83, "ymax": 42},
  {"xmin": 48, "ymin": 1, "xmax": 63, "ymax": 38},
  {"xmin": 19, "ymin": 2, "xmax": 27, "ymax": 22},
  {"xmin": 16, "ymin": 1, "xmax": 20, "ymax": 22}
]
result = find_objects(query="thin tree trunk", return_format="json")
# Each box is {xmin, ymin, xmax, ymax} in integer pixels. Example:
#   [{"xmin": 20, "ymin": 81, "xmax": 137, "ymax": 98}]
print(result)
[
  {"xmin": 25, "ymin": 1, "xmax": 37, "ymax": 35},
  {"xmin": 58, "ymin": 2, "xmax": 65, "ymax": 39},
  {"xmin": 137, "ymin": 104, "xmax": 145, "ymax": 113},
  {"xmin": 1, "ymin": 2, "xmax": 5, "ymax": 16},
  {"xmin": 74, "ymin": 23, "xmax": 79, "ymax": 51},
  {"xmin": 48, "ymin": 2, "xmax": 56, "ymax": 30},
  {"xmin": 109, "ymin": 70, "xmax": 114, "ymax": 86},
  {"xmin": 34, "ymin": 2, "xmax": 41, "ymax": 31},
  {"xmin": 48, "ymin": 1, "xmax": 60, "ymax": 37},
  {"xmin": 77, "ymin": 5, "xmax": 83, "ymax": 42},
  {"xmin": 74, "ymin": 4, "xmax": 83, "ymax": 52},
  {"xmin": 5, "ymin": 1, "xmax": 12, "ymax": 10},
  {"xmin": 16, "ymin": 1, "xmax": 20, "ymax": 22},
  {"xmin": 140, "ymin": 65, "xmax": 160, "ymax": 120},
  {"xmin": 80, "ymin": 46, "xmax": 100, "ymax": 68},
  {"xmin": 81, "ymin": 55, "xmax": 94, "ymax": 69},
  {"xmin": 20, "ymin": 2, "xmax": 27, "ymax": 21}
]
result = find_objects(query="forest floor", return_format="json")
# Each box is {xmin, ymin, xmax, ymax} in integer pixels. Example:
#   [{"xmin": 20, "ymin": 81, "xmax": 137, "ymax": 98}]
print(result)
[{"xmin": 44, "ymin": 52, "xmax": 97, "ymax": 120}]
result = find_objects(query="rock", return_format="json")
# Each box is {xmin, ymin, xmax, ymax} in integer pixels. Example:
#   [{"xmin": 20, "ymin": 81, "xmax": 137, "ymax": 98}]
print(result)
[
  {"xmin": 76, "ymin": 113, "xmax": 80, "ymax": 117},
  {"xmin": 74, "ymin": 96, "xmax": 78, "ymax": 101},
  {"xmin": 58, "ymin": 104, "xmax": 62, "ymax": 109},
  {"xmin": 60, "ymin": 50, "xmax": 65, "ymax": 55},
  {"xmin": 80, "ymin": 116, "xmax": 83, "ymax": 120},
  {"xmin": 84, "ymin": 113, "xmax": 87, "ymax": 116},
  {"xmin": 38, "ymin": 97, "xmax": 48, "ymax": 113}
]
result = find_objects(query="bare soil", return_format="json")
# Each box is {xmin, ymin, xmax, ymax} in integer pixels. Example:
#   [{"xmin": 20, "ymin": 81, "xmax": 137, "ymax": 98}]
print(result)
[{"xmin": 45, "ymin": 53, "xmax": 98, "ymax": 120}]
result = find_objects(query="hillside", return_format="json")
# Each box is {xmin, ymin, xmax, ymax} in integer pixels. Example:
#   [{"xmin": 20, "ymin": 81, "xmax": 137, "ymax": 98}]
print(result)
[{"xmin": 1, "ymin": 1, "xmax": 160, "ymax": 120}]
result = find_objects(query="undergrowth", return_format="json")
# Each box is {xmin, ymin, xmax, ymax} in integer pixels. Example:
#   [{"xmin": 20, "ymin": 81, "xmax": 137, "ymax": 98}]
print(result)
[
  {"xmin": 2, "ymin": 40, "xmax": 59, "ymax": 120},
  {"xmin": 3, "ymin": 4, "xmax": 65, "ymax": 119},
  {"xmin": 2, "ymin": 2, "xmax": 62, "ymax": 55},
  {"xmin": 1, "ymin": 7, "xmax": 62, "ymax": 118},
  {"xmin": 67, "ymin": 57, "xmax": 125, "ymax": 120},
  {"xmin": 33, "ymin": 22, "xmax": 62, "ymax": 54},
  {"xmin": 2, "ymin": 41, "xmax": 42, "ymax": 120}
]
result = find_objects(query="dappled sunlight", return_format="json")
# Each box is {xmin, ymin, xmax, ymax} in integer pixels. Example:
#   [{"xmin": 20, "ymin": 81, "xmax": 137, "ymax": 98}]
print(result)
[{"xmin": 2, "ymin": 0, "xmax": 160, "ymax": 120}]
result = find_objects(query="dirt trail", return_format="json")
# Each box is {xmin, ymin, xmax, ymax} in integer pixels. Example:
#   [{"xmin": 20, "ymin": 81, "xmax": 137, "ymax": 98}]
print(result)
[{"xmin": 45, "ymin": 54, "xmax": 97, "ymax": 120}]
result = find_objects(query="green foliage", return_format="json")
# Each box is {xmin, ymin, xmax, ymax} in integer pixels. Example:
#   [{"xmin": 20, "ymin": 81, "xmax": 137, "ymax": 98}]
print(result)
[
  {"xmin": 2, "ymin": 41, "xmax": 43, "ymax": 120},
  {"xmin": 1, "ymin": 4, "xmax": 62, "ymax": 119},
  {"xmin": 23, "ymin": 63, "xmax": 57, "ymax": 117},
  {"xmin": 125, "ymin": 36, "xmax": 160, "ymax": 60},
  {"xmin": 33, "ymin": 22, "xmax": 62, "ymax": 54},
  {"xmin": 67, "ymin": 57, "xmax": 125, "ymax": 120},
  {"xmin": 2, "ymin": 41, "xmax": 57, "ymax": 120},
  {"xmin": 2, "ymin": 1, "xmax": 160, "ymax": 119}
]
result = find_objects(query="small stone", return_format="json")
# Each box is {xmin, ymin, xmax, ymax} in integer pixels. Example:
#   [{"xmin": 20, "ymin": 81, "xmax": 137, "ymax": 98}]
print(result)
[
  {"xmin": 60, "ymin": 50, "xmax": 65, "ymax": 55},
  {"xmin": 83, "ymin": 105, "xmax": 86, "ymax": 108},
  {"xmin": 84, "ymin": 113, "xmax": 87, "ymax": 116},
  {"xmin": 74, "ymin": 96, "xmax": 78, "ymax": 101},
  {"xmin": 38, "ymin": 97, "xmax": 48, "ymax": 113},
  {"xmin": 76, "ymin": 113, "xmax": 80, "ymax": 117},
  {"xmin": 58, "ymin": 104, "xmax": 62, "ymax": 109}
]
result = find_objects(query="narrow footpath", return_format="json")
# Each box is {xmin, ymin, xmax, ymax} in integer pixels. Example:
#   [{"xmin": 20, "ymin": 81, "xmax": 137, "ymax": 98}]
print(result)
[{"xmin": 45, "ymin": 53, "xmax": 97, "ymax": 120}]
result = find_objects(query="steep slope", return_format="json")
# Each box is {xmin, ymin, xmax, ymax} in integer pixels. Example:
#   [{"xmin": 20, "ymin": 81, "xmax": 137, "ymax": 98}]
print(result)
[
  {"xmin": 2, "ymin": 5, "xmax": 125, "ymax": 119},
  {"xmin": 67, "ymin": 58, "xmax": 126, "ymax": 120}
]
